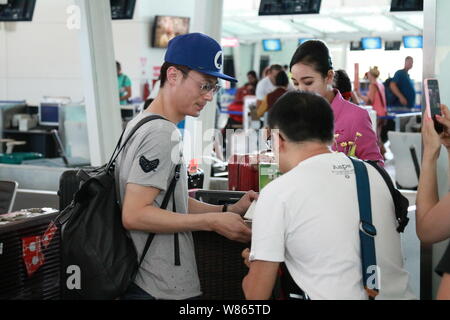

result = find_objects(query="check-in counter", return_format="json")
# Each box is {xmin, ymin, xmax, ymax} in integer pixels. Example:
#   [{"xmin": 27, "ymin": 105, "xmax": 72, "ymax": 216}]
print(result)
[{"xmin": 0, "ymin": 163, "xmax": 68, "ymax": 210}]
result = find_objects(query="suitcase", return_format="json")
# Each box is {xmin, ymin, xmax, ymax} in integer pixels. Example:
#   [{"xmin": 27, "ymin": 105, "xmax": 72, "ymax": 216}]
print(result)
[
  {"xmin": 191, "ymin": 189, "xmax": 248, "ymax": 299},
  {"xmin": 58, "ymin": 167, "xmax": 96, "ymax": 210},
  {"xmin": 0, "ymin": 209, "xmax": 61, "ymax": 299},
  {"xmin": 58, "ymin": 170, "xmax": 83, "ymax": 210}
]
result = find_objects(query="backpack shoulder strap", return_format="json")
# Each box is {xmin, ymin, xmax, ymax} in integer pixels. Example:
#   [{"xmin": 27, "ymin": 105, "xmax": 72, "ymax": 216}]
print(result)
[
  {"xmin": 138, "ymin": 164, "xmax": 182, "ymax": 268},
  {"xmin": 349, "ymin": 157, "xmax": 379, "ymax": 300},
  {"xmin": 107, "ymin": 115, "xmax": 167, "ymax": 170},
  {"xmin": 366, "ymin": 160, "xmax": 410, "ymax": 233}
]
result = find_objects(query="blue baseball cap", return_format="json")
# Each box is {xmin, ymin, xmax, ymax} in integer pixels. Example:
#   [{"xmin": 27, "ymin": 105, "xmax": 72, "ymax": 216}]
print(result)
[{"xmin": 164, "ymin": 33, "xmax": 237, "ymax": 83}]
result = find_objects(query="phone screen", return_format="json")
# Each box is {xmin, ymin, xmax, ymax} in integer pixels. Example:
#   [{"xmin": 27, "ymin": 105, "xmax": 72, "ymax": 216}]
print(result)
[{"xmin": 426, "ymin": 79, "xmax": 443, "ymax": 133}]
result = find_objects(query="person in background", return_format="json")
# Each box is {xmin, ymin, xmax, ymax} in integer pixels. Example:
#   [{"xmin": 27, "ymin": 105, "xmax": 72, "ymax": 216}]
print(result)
[
  {"xmin": 333, "ymin": 69, "xmax": 361, "ymax": 105},
  {"xmin": 355, "ymin": 67, "xmax": 387, "ymax": 157},
  {"xmin": 416, "ymin": 104, "xmax": 450, "ymax": 300},
  {"xmin": 390, "ymin": 56, "xmax": 416, "ymax": 108},
  {"xmin": 245, "ymin": 70, "xmax": 259, "ymax": 93},
  {"xmin": 241, "ymin": 91, "xmax": 415, "ymax": 300},
  {"xmin": 117, "ymin": 61, "xmax": 132, "ymax": 105},
  {"xmin": 289, "ymin": 40, "xmax": 383, "ymax": 163},
  {"xmin": 255, "ymin": 70, "xmax": 289, "ymax": 119},
  {"xmin": 224, "ymin": 70, "xmax": 259, "ymax": 130},
  {"xmin": 255, "ymin": 64, "xmax": 295, "ymax": 110}
]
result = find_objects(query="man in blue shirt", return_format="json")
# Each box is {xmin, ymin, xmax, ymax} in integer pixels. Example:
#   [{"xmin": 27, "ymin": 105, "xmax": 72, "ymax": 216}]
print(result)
[
  {"xmin": 117, "ymin": 61, "xmax": 132, "ymax": 105},
  {"xmin": 390, "ymin": 56, "xmax": 416, "ymax": 108}
]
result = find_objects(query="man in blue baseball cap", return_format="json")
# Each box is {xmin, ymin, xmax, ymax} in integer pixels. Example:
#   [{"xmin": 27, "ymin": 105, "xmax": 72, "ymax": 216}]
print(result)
[{"xmin": 116, "ymin": 33, "xmax": 257, "ymax": 300}]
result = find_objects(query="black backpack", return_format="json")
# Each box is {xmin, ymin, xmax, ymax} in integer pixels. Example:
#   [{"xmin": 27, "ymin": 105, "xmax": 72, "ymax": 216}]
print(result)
[
  {"xmin": 56, "ymin": 115, "xmax": 180, "ymax": 300},
  {"xmin": 383, "ymin": 77, "xmax": 400, "ymax": 107}
]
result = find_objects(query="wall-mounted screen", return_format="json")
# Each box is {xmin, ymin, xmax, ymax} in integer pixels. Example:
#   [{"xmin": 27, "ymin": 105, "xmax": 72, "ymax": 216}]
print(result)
[
  {"xmin": 361, "ymin": 37, "xmax": 382, "ymax": 50},
  {"xmin": 110, "ymin": 0, "xmax": 136, "ymax": 20},
  {"xmin": 259, "ymin": 0, "xmax": 321, "ymax": 15},
  {"xmin": 152, "ymin": 15, "xmax": 190, "ymax": 48},
  {"xmin": 350, "ymin": 41, "xmax": 363, "ymax": 51},
  {"xmin": 403, "ymin": 35, "xmax": 423, "ymax": 48},
  {"xmin": 385, "ymin": 41, "xmax": 401, "ymax": 51},
  {"xmin": 262, "ymin": 39, "xmax": 282, "ymax": 52},
  {"xmin": 0, "ymin": 0, "xmax": 36, "ymax": 22},
  {"xmin": 390, "ymin": 0, "xmax": 423, "ymax": 12}
]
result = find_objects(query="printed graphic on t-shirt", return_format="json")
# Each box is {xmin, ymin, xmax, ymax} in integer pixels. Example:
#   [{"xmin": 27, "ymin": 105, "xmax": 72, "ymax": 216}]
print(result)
[
  {"xmin": 139, "ymin": 156, "xmax": 159, "ymax": 173},
  {"xmin": 331, "ymin": 163, "xmax": 354, "ymax": 179}
]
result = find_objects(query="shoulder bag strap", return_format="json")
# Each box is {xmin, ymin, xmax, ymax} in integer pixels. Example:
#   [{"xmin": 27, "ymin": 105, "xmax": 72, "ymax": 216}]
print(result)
[
  {"xmin": 349, "ymin": 157, "xmax": 379, "ymax": 300},
  {"xmin": 366, "ymin": 161, "xmax": 410, "ymax": 233},
  {"xmin": 374, "ymin": 83, "xmax": 386, "ymax": 108}
]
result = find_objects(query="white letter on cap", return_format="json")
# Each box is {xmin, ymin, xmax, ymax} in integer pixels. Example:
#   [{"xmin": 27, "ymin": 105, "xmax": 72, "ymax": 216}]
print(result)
[{"xmin": 214, "ymin": 51, "xmax": 223, "ymax": 69}]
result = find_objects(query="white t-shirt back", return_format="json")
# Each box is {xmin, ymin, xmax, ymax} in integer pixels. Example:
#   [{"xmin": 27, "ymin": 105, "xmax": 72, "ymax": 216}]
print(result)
[
  {"xmin": 255, "ymin": 76, "xmax": 295, "ymax": 100},
  {"xmin": 250, "ymin": 152, "xmax": 416, "ymax": 300}
]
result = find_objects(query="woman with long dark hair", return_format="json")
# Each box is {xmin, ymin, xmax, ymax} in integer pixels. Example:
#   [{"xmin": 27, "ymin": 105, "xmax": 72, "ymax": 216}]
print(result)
[{"xmin": 289, "ymin": 40, "xmax": 383, "ymax": 163}]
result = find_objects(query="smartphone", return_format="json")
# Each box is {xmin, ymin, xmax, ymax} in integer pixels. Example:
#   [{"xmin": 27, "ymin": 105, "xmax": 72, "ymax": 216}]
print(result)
[{"xmin": 424, "ymin": 78, "xmax": 444, "ymax": 133}]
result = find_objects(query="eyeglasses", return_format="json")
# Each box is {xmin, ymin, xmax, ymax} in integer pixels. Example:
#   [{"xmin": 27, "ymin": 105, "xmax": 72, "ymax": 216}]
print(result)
[{"xmin": 179, "ymin": 69, "xmax": 221, "ymax": 95}]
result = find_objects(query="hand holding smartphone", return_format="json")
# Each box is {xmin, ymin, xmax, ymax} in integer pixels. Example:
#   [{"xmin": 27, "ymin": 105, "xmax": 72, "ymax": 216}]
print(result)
[{"xmin": 424, "ymin": 78, "xmax": 444, "ymax": 134}]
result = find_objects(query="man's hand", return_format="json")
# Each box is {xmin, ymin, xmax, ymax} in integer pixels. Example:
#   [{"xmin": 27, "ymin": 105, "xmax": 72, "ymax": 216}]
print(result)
[
  {"xmin": 242, "ymin": 248, "xmax": 251, "ymax": 268},
  {"xmin": 211, "ymin": 213, "xmax": 251, "ymax": 243},
  {"xmin": 399, "ymin": 95, "xmax": 408, "ymax": 106},
  {"xmin": 229, "ymin": 190, "xmax": 259, "ymax": 216}
]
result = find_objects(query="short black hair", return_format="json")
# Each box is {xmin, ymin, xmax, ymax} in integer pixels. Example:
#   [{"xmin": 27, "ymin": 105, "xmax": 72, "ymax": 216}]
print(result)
[
  {"xmin": 159, "ymin": 62, "xmax": 190, "ymax": 87},
  {"xmin": 268, "ymin": 91, "xmax": 334, "ymax": 144},
  {"xmin": 290, "ymin": 40, "xmax": 333, "ymax": 78},
  {"xmin": 116, "ymin": 61, "xmax": 121, "ymax": 69},
  {"xmin": 270, "ymin": 64, "xmax": 283, "ymax": 72},
  {"xmin": 275, "ymin": 70, "xmax": 289, "ymax": 87},
  {"xmin": 333, "ymin": 69, "xmax": 352, "ymax": 93},
  {"xmin": 247, "ymin": 70, "xmax": 257, "ymax": 78}
]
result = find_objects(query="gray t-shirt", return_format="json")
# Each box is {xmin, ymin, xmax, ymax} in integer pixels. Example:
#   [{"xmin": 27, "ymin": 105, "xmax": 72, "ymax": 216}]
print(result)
[{"xmin": 116, "ymin": 111, "xmax": 201, "ymax": 300}]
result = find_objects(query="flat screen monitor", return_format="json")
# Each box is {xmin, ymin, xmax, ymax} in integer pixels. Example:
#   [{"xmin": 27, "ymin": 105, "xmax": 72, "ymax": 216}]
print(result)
[
  {"xmin": 110, "ymin": 0, "xmax": 136, "ymax": 20},
  {"xmin": 39, "ymin": 103, "xmax": 60, "ymax": 127},
  {"xmin": 403, "ymin": 35, "xmax": 423, "ymax": 48},
  {"xmin": 259, "ymin": 0, "xmax": 321, "ymax": 15},
  {"xmin": 0, "ymin": 0, "xmax": 36, "ymax": 22},
  {"xmin": 350, "ymin": 41, "xmax": 363, "ymax": 51},
  {"xmin": 390, "ymin": 0, "xmax": 423, "ymax": 12},
  {"xmin": 361, "ymin": 37, "xmax": 382, "ymax": 50},
  {"xmin": 152, "ymin": 15, "xmax": 190, "ymax": 48},
  {"xmin": 258, "ymin": 0, "xmax": 321, "ymax": 16},
  {"xmin": 262, "ymin": 39, "xmax": 282, "ymax": 52},
  {"xmin": 385, "ymin": 40, "xmax": 401, "ymax": 51}
]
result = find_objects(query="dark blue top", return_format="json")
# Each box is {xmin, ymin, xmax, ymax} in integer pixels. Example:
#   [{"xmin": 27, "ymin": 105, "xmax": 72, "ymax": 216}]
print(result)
[{"xmin": 392, "ymin": 69, "xmax": 416, "ymax": 108}]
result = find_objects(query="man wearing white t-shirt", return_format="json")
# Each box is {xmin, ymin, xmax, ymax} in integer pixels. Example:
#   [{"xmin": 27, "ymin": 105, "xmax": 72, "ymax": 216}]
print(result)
[
  {"xmin": 255, "ymin": 64, "xmax": 294, "ymax": 108},
  {"xmin": 242, "ymin": 91, "xmax": 416, "ymax": 300}
]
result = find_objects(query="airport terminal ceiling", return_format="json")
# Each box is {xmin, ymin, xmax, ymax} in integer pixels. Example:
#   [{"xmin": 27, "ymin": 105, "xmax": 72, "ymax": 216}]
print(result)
[{"xmin": 222, "ymin": 0, "xmax": 423, "ymax": 44}]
